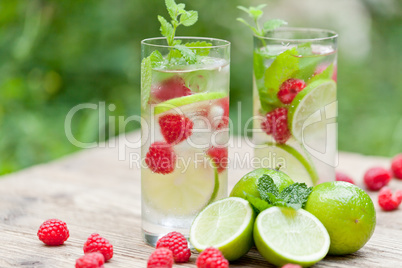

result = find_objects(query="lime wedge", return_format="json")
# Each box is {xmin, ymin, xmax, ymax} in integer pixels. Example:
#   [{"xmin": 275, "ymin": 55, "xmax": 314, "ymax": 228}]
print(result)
[
  {"xmin": 142, "ymin": 157, "xmax": 219, "ymax": 215},
  {"xmin": 190, "ymin": 197, "xmax": 256, "ymax": 261},
  {"xmin": 254, "ymin": 206, "xmax": 330, "ymax": 267},
  {"xmin": 255, "ymin": 143, "xmax": 319, "ymax": 186},
  {"xmin": 288, "ymin": 79, "xmax": 336, "ymax": 142},
  {"xmin": 154, "ymin": 92, "xmax": 227, "ymax": 115}
]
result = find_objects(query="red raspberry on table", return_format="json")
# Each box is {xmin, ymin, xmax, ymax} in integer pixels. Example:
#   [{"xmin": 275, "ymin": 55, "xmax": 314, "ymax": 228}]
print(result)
[
  {"xmin": 196, "ymin": 247, "xmax": 229, "ymax": 268},
  {"xmin": 378, "ymin": 187, "xmax": 402, "ymax": 211},
  {"xmin": 145, "ymin": 141, "xmax": 176, "ymax": 174},
  {"xmin": 75, "ymin": 253, "xmax": 105, "ymax": 268},
  {"xmin": 83, "ymin": 233, "xmax": 113, "ymax": 261},
  {"xmin": 156, "ymin": 231, "xmax": 191, "ymax": 263},
  {"xmin": 147, "ymin": 248, "xmax": 174, "ymax": 268},
  {"xmin": 207, "ymin": 146, "xmax": 228, "ymax": 173},
  {"xmin": 277, "ymin": 78, "xmax": 306, "ymax": 104},
  {"xmin": 151, "ymin": 76, "xmax": 192, "ymax": 102},
  {"xmin": 391, "ymin": 154, "xmax": 402, "ymax": 179},
  {"xmin": 159, "ymin": 114, "xmax": 194, "ymax": 144},
  {"xmin": 37, "ymin": 219, "xmax": 69, "ymax": 246},
  {"xmin": 281, "ymin": 264, "xmax": 302, "ymax": 268},
  {"xmin": 261, "ymin": 107, "xmax": 291, "ymax": 144},
  {"xmin": 335, "ymin": 171, "xmax": 355, "ymax": 184},
  {"xmin": 363, "ymin": 167, "xmax": 392, "ymax": 191}
]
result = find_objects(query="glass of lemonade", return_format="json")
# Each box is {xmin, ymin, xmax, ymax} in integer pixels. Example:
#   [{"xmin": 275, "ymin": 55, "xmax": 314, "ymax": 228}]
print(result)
[
  {"xmin": 253, "ymin": 28, "xmax": 338, "ymax": 186},
  {"xmin": 141, "ymin": 37, "xmax": 230, "ymax": 246}
]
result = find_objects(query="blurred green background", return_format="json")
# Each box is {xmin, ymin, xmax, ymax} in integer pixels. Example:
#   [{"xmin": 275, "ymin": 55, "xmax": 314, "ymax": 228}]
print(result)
[{"xmin": 0, "ymin": 0, "xmax": 401, "ymax": 175}]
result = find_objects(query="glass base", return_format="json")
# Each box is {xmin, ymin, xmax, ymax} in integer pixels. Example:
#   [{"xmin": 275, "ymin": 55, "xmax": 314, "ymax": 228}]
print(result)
[
  {"xmin": 142, "ymin": 231, "xmax": 162, "ymax": 247},
  {"xmin": 142, "ymin": 229, "xmax": 195, "ymax": 249}
]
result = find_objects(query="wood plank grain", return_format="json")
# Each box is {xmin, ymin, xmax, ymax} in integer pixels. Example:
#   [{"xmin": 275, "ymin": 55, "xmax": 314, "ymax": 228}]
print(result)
[{"xmin": 0, "ymin": 132, "xmax": 400, "ymax": 267}]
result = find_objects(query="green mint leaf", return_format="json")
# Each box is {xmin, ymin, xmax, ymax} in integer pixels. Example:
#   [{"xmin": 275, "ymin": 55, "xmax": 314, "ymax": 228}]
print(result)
[
  {"xmin": 237, "ymin": 6, "xmax": 252, "ymax": 16},
  {"xmin": 266, "ymin": 192, "xmax": 280, "ymax": 204},
  {"xmin": 149, "ymin": 50, "xmax": 164, "ymax": 68},
  {"xmin": 236, "ymin": 18, "xmax": 259, "ymax": 35},
  {"xmin": 244, "ymin": 192, "xmax": 272, "ymax": 214},
  {"xmin": 180, "ymin": 10, "xmax": 198, "ymax": 26},
  {"xmin": 141, "ymin": 56, "xmax": 152, "ymax": 110},
  {"xmin": 177, "ymin": 3, "xmax": 185, "ymax": 12},
  {"xmin": 249, "ymin": 6, "xmax": 265, "ymax": 21},
  {"xmin": 257, "ymin": 174, "xmax": 280, "ymax": 203},
  {"xmin": 165, "ymin": 0, "xmax": 177, "ymax": 21},
  {"xmin": 260, "ymin": 47, "xmax": 299, "ymax": 111},
  {"xmin": 253, "ymin": 50, "xmax": 265, "ymax": 80},
  {"xmin": 185, "ymin": 41, "xmax": 212, "ymax": 56},
  {"xmin": 174, "ymin": 45, "xmax": 197, "ymax": 64},
  {"xmin": 255, "ymin": 4, "xmax": 268, "ymax": 10},
  {"xmin": 308, "ymin": 64, "xmax": 334, "ymax": 84},
  {"xmin": 263, "ymin": 19, "xmax": 288, "ymax": 32},
  {"xmin": 279, "ymin": 183, "xmax": 313, "ymax": 208},
  {"xmin": 158, "ymin": 15, "xmax": 174, "ymax": 44}
]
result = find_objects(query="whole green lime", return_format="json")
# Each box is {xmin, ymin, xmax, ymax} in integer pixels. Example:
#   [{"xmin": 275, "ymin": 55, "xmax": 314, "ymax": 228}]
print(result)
[
  {"xmin": 304, "ymin": 181, "xmax": 376, "ymax": 255},
  {"xmin": 230, "ymin": 168, "xmax": 294, "ymax": 199}
]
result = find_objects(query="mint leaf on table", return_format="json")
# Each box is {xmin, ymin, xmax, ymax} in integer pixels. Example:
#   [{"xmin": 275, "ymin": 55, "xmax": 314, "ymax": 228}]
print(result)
[{"xmin": 141, "ymin": 56, "xmax": 152, "ymax": 110}]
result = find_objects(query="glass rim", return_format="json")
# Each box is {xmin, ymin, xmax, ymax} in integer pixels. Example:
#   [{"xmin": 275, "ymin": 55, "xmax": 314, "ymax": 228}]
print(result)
[
  {"xmin": 255, "ymin": 27, "xmax": 338, "ymax": 42},
  {"xmin": 141, "ymin": 36, "xmax": 231, "ymax": 49}
]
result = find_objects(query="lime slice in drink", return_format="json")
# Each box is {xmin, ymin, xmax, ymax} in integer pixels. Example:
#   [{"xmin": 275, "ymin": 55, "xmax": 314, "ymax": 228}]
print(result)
[
  {"xmin": 288, "ymin": 79, "xmax": 336, "ymax": 142},
  {"xmin": 255, "ymin": 142, "xmax": 319, "ymax": 186},
  {"xmin": 254, "ymin": 206, "xmax": 330, "ymax": 267},
  {"xmin": 154, "ymin": 92, "xmax": 227, "ymax": 115},
  {"xmin": 142, "ymin": 157, "xmax": 219, "ymax": 215},
  {"xmin": 190, "ymin": 197, "xmax": 256, "ymax": 261}
]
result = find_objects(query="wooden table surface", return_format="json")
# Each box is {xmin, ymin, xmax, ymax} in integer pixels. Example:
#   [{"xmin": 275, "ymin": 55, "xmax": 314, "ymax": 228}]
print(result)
[{"xmin": 0, "ymin": 132, "xmax": 401, "ymax": 268}]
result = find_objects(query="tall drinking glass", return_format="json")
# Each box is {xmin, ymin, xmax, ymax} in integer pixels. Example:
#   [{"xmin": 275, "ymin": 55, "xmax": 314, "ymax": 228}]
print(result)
[
  {"xmin": 141, "ymin": 37, "xmax": 230, "ymax": 246},
  {"xmin": 253, "ymin": 28, "xmax": 338, "ymax": 185}
]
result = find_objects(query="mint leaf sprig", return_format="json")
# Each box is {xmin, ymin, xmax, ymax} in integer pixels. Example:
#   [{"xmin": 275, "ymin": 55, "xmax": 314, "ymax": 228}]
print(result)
[
  {"xmin": 245, "ymin": 174, "xmax": 313, "ymax": 214},
  {"xmin": 158, "ymin": 0, "xmax": 198, "ymax": 46},
  {"xmin": 237, "ymin": 5, "xmax": 287, "ymax": 38},
  {"xmin": 158, "ymin": 0, "xmax": 202, "ymax": 62}
]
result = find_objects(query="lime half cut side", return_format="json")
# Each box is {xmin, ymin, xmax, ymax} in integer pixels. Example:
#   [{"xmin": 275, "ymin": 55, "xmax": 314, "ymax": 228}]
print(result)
[
  {"xmin": 255, "ymin": 142, "xmax": 319, "ymax": 186},
  {"xmin": 190, "ymin": 197, "xmax": 256, "ymax": 261},
  {"xmin": 154, "ymin": 92, "xmax": 227, "ymax": 115},
  {"xmin": 254, "ymin": 206, "xmax": 330, "ymax": 267},
  {"xmin": 288, "ymin": 79, "xmax": 336, "ymax": 142}
]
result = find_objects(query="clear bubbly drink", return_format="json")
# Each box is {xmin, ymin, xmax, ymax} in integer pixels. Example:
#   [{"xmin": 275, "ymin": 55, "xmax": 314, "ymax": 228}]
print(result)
[{"xmin": 141, "ymin": 37, "xmax": 230, "ymax": 246}]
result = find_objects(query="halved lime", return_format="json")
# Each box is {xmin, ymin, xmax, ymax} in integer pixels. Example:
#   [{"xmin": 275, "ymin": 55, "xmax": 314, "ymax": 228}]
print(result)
[
  {"xmin": 154, "ymin": 92, "xmax": 227, "ymax": 115},
  {"xmin": 142, "ymin": 156, "xmax": 219, "ymax": 215},
  {"xmin": 254, "ymin": 206, "xmax": 330, "ymax": 267},
  {"xmin": 190, "ymin": 197, "xmax": 256, "ymax": 261},
  {"xmin": 288, "ymin": 79, "xmax": 336, "ymax": 142},
  {"xmin": 254, "ymin": 142, "xmax": 319, "ymax": 186}
]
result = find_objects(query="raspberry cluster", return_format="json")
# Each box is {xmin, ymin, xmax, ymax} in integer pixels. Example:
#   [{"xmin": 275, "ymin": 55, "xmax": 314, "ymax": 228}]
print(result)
[
  {"xmin": 146, "ymin": 75, "xmax": 229, "ymax": 174},
  {"xmin": 37, "ymin": 219, "xmax": 113, "ymax": 268}
]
